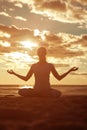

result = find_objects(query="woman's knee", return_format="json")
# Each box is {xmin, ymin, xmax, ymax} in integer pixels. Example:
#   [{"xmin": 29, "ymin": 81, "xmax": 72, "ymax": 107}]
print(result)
[{"xmin": 18, "ymin": 89, "xmax": 28, "ymax": 96}]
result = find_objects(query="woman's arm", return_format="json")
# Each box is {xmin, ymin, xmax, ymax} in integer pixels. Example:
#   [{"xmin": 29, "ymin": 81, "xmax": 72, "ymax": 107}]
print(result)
[
  {"xmin": 51, "ymin": 65, "xmax": 78, "ymax": 81},
  {"xmin": 7, "ymin": 67, "xmax": 33, "ymax": 81}
]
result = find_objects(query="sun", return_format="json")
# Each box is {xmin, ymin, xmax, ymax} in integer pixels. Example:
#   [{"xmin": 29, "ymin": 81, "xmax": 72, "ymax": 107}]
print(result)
[{"xmin": 20, "ymin": 40, "xmax": 38, "ymax": 50}]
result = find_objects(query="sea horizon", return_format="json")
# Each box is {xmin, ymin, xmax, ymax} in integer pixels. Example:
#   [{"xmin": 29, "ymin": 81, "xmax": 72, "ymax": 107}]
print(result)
[{"xmin": 0, "ymin": 84, "xmax": 87, "ymax": 96}]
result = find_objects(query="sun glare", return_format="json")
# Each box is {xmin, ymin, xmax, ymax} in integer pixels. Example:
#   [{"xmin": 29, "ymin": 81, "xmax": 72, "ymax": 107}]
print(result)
[
  {"xmin": 20, "ymin": 85, "xmax": 33, "ymax": 89},
  {"xmin": 20, "ymin": 40, "xmax": 38, "ymax": 50},
  {"xmin": 34, "ymin": 29, "xmax": 40, "ymax": 36}
]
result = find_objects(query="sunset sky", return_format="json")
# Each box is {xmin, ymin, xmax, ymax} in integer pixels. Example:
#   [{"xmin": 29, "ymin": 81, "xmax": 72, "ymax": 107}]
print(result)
[{"xmin": 0, "ymin": 0, "xmax": 87, "ymax": 85}]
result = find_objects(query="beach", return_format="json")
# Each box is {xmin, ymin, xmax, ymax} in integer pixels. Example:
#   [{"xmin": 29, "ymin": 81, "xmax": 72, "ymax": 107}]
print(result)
[{"xmin": 0, "ymin": 86, "xmax": 87, "ymax": 130}]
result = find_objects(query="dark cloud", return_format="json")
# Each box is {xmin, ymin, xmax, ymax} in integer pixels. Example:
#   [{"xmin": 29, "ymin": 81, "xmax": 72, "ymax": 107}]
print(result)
[
  {"xmin": 45, "ymin": 33, "xmax": 62, "ymax": 43},
  {"xmin": 41, "ymin": 1, "xmax": 67, "ymax": 12},
  {"xmin": 71, "ymin": 34, "xmax": 87, "ymax": 47},
  {"xmin": 72, "ymin": 0, "xmax": 87, "ymax": 5},
  {"xmin": 0, "ymin": 25, "xmax": 34, "ymax": 42},
  {"xmin": 81, "ymin": 35, "xmax": 87, "ymax": 46},
  {"xmin": 44, "ymin": 33, "xmax": 85, "ymax": 58}
]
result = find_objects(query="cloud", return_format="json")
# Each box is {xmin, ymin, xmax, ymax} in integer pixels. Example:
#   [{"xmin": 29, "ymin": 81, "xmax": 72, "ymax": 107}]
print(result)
[
  {"xmin": 3, "ymin": 0, "xmax": 87, "ymax": 28},
  {"xmin": 0, "ymin": 0, "xmax": 87, "ymax": 76},
  {"xmin": 65, "ymin": 34, "xmax": 87, "ymax": 53},
  {"xmin": 72, "ymin": 0, "xmax": 87, "ymax": 5},
  {"xmin": 0, "ymin": 25, "xmax": 39, "ymax": 54},
  {"xmin": 0, "ymin": 0, "xmax": 29, "ymax": 24},
  {"xmin": 80, "ymin": 34, "xmax": 87, "ymax": 47},
  {"xmin": 0, "ymin": 24, "xmax": 87, "ymax": 71},
  {"xmin": 0, "ymin": 25, "xmax": 87, "ymax": 71},
  {"xmin": 6, "ymin": 0, "xmax": 33, "ymax": 5},
  {"xmin": 0, "ymin": 12, "xmax": 11, "ymax": 17},
  {"xmin": 71, "ymin": 72, "xmax": 87, "ymax": 75},
  {"xmin": 41, "ymin": 0, "xmax": 67, "ymax": 12},
  {"xmin": 27, "ymin": 0, "xmax": 87, "ymax": 27},
  {"xmin": 44, "ymin": 32, "xmax": 86, "ymax": 58},
  {"xmin": 15, "ymin": 16, "xmax": 27, "ymax": 21},
  {"xmin": 1, "ymin": 0, "xmax": 87, "ymax": 32},
  {"xmin": 14, "ymin": 2, "xmax": 23, "ymax": 8},
  {"xmin": 0, "ymin": 24, "xmax": 86, "ymax": 58},
  {"xmin": 0, "ymin": 25, "xmax": 34, "ymax": 39}
]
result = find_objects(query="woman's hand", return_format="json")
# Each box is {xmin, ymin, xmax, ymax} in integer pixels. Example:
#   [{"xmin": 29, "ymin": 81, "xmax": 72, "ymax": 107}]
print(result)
[
  {"xmin": 70, "ymin": 67, "xmax": 79, "ymax": 71},
  {"xmin": 7, "ymin": 70, "xmax": 14, "ymax": 74}
]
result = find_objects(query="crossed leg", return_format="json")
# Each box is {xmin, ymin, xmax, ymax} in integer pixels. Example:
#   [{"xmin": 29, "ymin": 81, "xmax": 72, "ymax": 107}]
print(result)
[{"xmin": 18, "ymin": 88, "xmax": 61, "ymax": 97}]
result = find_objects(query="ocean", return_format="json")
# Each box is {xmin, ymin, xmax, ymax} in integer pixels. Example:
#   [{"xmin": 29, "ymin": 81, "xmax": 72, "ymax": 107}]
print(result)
[{"xmin": 0, "ymin": 85, "xmax": 87, "ymax": 96}]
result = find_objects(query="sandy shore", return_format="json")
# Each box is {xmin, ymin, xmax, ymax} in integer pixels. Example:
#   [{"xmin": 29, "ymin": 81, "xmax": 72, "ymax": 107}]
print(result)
[{"xmin": 0, "ymin": 95, "xmax": 87, "ymax": 130}]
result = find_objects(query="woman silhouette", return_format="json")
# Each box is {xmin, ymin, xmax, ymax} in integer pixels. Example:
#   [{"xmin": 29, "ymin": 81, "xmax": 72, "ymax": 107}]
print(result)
[{"xmin": 7, "ymin": 47, "xmax": 78, "ymax": 97}]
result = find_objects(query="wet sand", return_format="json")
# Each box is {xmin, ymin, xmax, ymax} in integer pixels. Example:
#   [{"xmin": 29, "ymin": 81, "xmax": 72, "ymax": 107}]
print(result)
[{"xmin": 0, "ymin": 95, "xmax": 87, "ymax": 130}]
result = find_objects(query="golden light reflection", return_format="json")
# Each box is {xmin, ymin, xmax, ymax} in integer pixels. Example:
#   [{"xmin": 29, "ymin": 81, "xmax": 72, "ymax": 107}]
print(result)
[
  {"xmin": 20, "ymin": 85, "xmax": 33, "ymax": 89},
  {"xmin": 20, "ymin": 40, "xmax": 38, "ymax": 50}
]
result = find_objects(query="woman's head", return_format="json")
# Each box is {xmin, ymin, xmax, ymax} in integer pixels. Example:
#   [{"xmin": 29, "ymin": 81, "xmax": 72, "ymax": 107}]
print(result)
[{"xmin": 37, "ymin": 47, "xmax": 47, "ymax": 57}]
